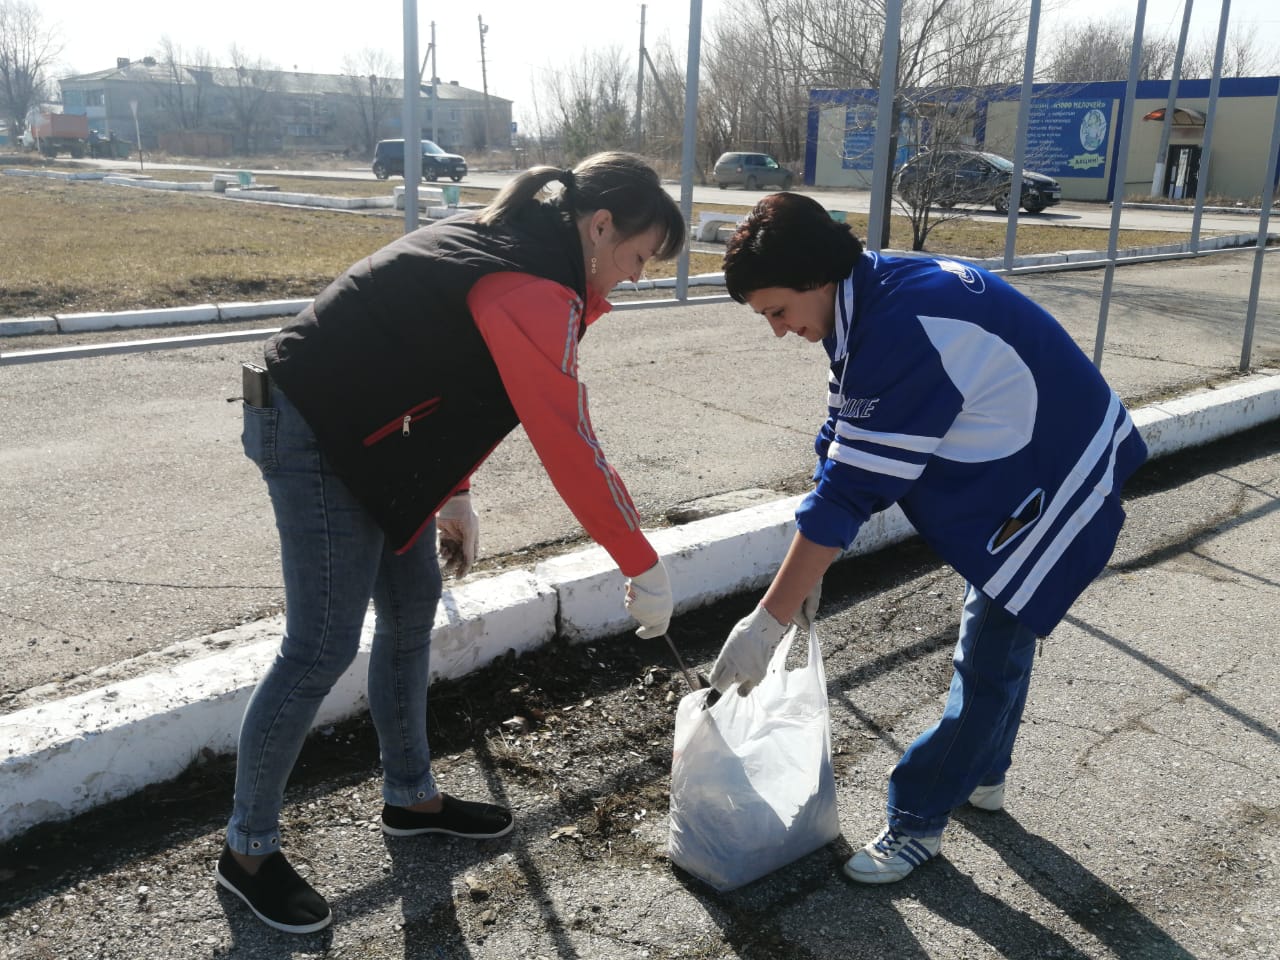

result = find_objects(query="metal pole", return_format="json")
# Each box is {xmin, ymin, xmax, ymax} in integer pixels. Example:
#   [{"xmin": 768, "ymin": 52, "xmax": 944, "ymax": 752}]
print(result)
[
  {"xmin": 635, "ymin": 4, "xmax": 646, "ymax": 150},
  {"xmin": 1093, "ymin": 0, "xmax": 1148, "ymax": 368},
  {"xmin": 402, "ymin": 0, "xmax": 420, "ymax": 233},
  {"xmin": 1151, "ymin": 0, "xmax": 1194, "ymax": 196},
  {"xmin": 430, "ymin": 21, "xmax": 439, "ymax": 144},
  {"xmin": 867, "ymin": 1, "xmax": 902, "ymax": 253},
  {"xmin": 1003, "ymin": 0, "xmax": 1041, "ymax": 270},
  {"xmin": 675, "ymin": 0, "xmax": 703, "ymax": 301},
  {"xmin": 479, "ymin": 15, "xmax": 492, "ymax": 150},
  {"xmin": 129, "ymin": 99, "xmax": 142, "ymax": 172},
  {"xmin": 1239, "ymin": 80, "xmax": 1280, "ymax": 371},
  {"xmin": 1190, "ymin": 0, "xmax": 1231, "ymax": 251}
]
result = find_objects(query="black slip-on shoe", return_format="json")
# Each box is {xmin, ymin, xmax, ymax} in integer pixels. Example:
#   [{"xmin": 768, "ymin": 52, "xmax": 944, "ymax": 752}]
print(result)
[
  {"xmin": 215, "ymin": 845, "xmax": 332, "ymax": 934},
  {"xmin": 381, "ymin": 793, "xmax": 514, "ymax": 839}
]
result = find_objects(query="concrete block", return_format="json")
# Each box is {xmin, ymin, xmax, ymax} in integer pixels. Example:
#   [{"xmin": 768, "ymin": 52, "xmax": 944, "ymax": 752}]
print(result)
[
  {"xmin": 1134, "ymin": 373, "xmax": 1280, "ymax": 459},
  {"xmin": 655, "ymin": 497, "xmax": 803, "ymax": 612},
  {"xmin": 217, "ymin": 299, "xmax": 312, "ymax": 322},
  {"xmin": 1020, "ymin": 253, "xmax": 1067, "ymax": 268},
  {"xmin": 0, "ymin": 316, "xmax": 58, "ymax": 337},
  {"xmin": 535, "ymin": 546, "xmax": 622, "ymax": 641},
  {"xmin": 1062, "ymin": 250, "xmax": 1105, "ymax": 263},
  {"xmin": 0, "ymin": 636, "xmax": 281, "ymax": 843},
  {"xmin": 107, "ymin": 177, "xmax": 207, "ymax": 191},
  {"xmin": 57, "ymin": 304, "xmax": 220, "ymax": 332},
  {"xmin": 845, "ymin": 503, "xmax": 915, "ymax": 556},
  {"xmin": 429, "ymin": 570, "xmax": 558, "ymax": 680},
  {"xmin": 0, "ymin": 568, "xmax": 556, "ymax": 843},
  {"xmin": 534, "ymin": 496, "xmax": 915, "ymax": 643},
  {"xmin": 694, "ymin": 214, "xmax": 743, "ymax": 242},
  {"xmin": 393, "ymin": 185, "xmax": 451, "ymax": 210}
]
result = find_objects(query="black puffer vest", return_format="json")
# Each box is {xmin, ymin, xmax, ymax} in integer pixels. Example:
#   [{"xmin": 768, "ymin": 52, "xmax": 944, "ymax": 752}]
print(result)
[{"xmin": 265, "ymin": 201, "xmax": 588, "ymax": 552}]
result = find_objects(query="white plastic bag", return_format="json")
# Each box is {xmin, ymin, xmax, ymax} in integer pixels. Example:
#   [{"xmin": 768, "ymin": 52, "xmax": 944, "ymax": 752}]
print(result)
[{"xmin": 667, "ymin": 622, "xmax": 840, "ymax": 891}]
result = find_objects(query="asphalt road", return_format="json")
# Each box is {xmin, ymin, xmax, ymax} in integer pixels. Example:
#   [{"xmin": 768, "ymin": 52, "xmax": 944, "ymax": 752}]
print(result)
[
  {"xmin": 1, "ymin": 420, "xmax": 1276, "ymax": 959},
  {"xmin": 46, "ymin": 155, "xmax": 1270, "ymax": 236},
  {"xmin": 1, "ymin": 249, "xmax": 1277, "ymax": 709}
]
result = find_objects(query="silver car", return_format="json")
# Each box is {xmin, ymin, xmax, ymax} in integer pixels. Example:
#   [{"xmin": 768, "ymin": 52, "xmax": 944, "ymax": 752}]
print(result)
[{"xmin": 713, "ymin": 152, "xmax": 795, "ymax": 190}]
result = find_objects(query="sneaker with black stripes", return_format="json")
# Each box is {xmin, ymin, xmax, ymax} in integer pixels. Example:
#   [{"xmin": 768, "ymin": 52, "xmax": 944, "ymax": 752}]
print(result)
[
  {"xmin": 215, "ymin": 845, "xmax": 332, "ymax": 934},
  {"xmin": 843, "ymin": 825, "xmax": 942, "ymax": 884},
  {"xmin": 381, "ymin": 793, "xmax": 514, "ymax": 839}
]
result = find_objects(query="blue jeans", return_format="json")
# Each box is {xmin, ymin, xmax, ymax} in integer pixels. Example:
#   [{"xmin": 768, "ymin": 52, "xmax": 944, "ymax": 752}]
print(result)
[
  {"xmin": 227, "ymin": 384, "xmax": 442, "ymax": 856},
  {"xmin": 886, "ymin": 583, "xmax": 1039, "ymax": 837}
]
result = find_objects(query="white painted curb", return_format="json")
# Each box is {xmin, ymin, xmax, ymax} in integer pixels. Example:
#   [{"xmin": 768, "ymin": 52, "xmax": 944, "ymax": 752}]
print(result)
[
  {"xmin": 0, "ymin": 316, "xmax": 57, "ymax": 336},
  {"xmin": 1, "ymin": 374, "xmax": 1277, "ymax": 843},
  {"xmin": 217, "ymin": 299, "xmax": 313, "ymax": 322},
  {"xmin": 58, "ymin": 304, "xmax": 220, "ymax": 333},
  {"xmin": 1132, "ymin": 376, "xmax": 1280, "ymax": 458}
]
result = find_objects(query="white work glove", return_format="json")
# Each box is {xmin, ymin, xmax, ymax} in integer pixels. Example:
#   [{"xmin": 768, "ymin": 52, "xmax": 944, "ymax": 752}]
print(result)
[
  {"xmin": 708, "ymin": 605, "xmax": 790, "ymax": 696},
  {"xmin": 437, "ymin": 492, "xmax": 479, "ymax": 579},
  {"xmin": 624, "ymin": 560, "xmax": 672, "ymax": 639},
  {"xmin": 793, "ymin": 578, "xmax": 822, "ymax": 633}
]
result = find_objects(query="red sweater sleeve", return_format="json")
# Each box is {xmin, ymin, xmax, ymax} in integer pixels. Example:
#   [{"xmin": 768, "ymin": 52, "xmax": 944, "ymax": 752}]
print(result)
[{"xmin": 468, "ymin": 272, "xmax": 658, "ymax": 577}]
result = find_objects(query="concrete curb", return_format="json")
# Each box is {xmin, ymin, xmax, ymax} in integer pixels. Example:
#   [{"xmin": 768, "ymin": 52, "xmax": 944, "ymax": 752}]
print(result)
[
  {"xmin": 3, "ymin": 374, "xmax": 1278, "ymax": 843},
  {"xmin": 6, "ymin": 240, "xmax": 1271, "ymax": 341}
]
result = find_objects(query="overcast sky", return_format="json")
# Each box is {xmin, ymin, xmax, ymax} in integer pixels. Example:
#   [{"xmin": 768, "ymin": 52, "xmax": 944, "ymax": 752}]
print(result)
[{"xmin": 41, "ymin": 0, "xmax": 1280, "ymax": 128}]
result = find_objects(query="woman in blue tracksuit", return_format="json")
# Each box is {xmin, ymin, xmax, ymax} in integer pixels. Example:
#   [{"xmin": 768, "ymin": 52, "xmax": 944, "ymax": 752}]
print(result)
[{"xmin": 709, "ymin": 192, "xmax": 1147, "ymax": 884}]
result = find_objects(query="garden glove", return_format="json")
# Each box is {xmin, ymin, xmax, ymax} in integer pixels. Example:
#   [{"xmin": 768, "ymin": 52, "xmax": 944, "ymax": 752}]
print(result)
[
  {"xmin": 792, "ymin": 578, "xmax": 822, "ymax": 633},
  {"xmin": 709, "ymin": 605, "xmax": 790, "ymax": 696},
  {"xmin": 625, "ymin": 560, "xmax": 672, "ymax": 639},
  {"xmin": 437, "ymin": 492, "xmax": 479, "ymax": 579}
]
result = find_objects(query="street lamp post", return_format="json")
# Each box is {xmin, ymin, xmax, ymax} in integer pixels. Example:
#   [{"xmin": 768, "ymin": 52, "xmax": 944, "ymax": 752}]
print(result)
[{"xmin": 129, "ymin": 99, "xmax": 142, "ymax": 172}]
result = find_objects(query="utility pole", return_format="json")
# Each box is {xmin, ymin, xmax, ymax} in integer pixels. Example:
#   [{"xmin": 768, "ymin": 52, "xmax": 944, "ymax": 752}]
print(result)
[
  {"xmin": 634, "ymin": 4, "xmax": 646, "ymax": 150},
  {"xmin": 478, "ymin": 14, "xmax": 491, "ymax": 150},
  {"xmin": 420, "ymin": 21, "xmax": 439, "ymax": 144}
]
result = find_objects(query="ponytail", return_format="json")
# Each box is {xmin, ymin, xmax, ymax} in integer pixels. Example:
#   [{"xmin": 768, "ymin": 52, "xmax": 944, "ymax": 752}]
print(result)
[
  {"xmin": 476, "ymin": 166, "xmax": 575, "ymax": 225},
  {"xmin": 477, "ymin": 152, "xmax": 685, "ymax": 262}
]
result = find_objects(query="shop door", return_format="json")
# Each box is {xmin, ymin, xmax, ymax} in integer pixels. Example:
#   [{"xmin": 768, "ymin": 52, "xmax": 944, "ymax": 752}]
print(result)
[{"xmin": 1164, "ymin": 145, "xmax": 1201, "ymax": 200}]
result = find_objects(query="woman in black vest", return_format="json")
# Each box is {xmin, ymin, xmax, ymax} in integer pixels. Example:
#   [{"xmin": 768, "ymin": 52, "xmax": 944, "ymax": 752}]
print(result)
[{"xmin": 218, "ymin": 152, "xmax": 686, "ymax": 933}]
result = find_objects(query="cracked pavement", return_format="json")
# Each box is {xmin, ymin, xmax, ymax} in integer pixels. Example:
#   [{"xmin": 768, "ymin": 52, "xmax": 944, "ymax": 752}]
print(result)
[{"xmin": 2, "ymin": 419, "xmax": 1277, "ymax": 959}]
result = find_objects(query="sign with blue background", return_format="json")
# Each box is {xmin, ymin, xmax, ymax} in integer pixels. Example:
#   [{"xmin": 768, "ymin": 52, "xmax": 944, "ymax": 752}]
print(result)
[
  {"xmin": 843, "ymin": 105, "xmax": 877, "ymax": 170},
  {"xmin": 843, "ymin": 105, "xmax": 917, "ymax": 170},
  {"xmin": 1027, "ymin": 98, "xmax": 1113, "ymax": 178}
]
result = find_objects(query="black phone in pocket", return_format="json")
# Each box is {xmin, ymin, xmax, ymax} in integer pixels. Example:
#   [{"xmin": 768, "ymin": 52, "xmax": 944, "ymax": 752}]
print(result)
[{"xmin": 242, "ymin": 362, "xmax": 270, "ymax": 408}]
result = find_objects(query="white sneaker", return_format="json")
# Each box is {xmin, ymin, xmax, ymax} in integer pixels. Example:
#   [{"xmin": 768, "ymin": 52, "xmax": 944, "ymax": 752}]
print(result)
[
  {"xmin": 843, "ymin": 826, "xmax": 941, "ymax": 884},
  {"xmin": 967, "ymin": 782, "xmax": 1006, "ymax": 811}
]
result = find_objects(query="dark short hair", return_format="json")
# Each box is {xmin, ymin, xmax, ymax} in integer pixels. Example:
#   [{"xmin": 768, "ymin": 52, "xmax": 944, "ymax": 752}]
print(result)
[{"xmin": 722, "ymin": 193, "xmax": 865, "ymax": 302}]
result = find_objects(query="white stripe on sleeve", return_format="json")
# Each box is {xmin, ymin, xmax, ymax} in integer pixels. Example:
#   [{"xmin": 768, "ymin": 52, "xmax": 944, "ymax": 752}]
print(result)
[{"xmin": 829, "ymin": 440, "xmax": 927, "ymax": 480}]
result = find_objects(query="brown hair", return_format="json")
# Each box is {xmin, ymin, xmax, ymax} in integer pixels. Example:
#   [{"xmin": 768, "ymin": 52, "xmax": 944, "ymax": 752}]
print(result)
[
  {"xmin": 723, "ymin": 192, "xmax": 864, "ymax": 302},
  {"xmin": 477, "ymin": 151, "xmax": 685, "ymax": 261}
]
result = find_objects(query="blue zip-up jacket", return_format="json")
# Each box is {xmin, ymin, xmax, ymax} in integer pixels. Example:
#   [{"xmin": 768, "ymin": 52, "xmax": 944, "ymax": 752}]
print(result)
[{"xmin": 796, "ymin": 252, "xmax": 1148, "ymax": 636}]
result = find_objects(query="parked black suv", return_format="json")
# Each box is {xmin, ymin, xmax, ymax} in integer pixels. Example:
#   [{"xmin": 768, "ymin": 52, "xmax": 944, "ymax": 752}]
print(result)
[
  {"xmin": 895, "ymin": 149, "xmax": 1060, "ymax": 214},
  {"xmin": 372, "ymin": 139, "xmax": 468, "ymax": 182}
]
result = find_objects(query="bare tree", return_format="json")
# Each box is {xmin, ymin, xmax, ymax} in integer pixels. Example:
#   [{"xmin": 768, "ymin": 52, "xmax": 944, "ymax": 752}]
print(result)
[
  {"xmin": 340, "ymin": 49, "xmax": 397, "ymax": 158},
  {"xmin": 699, "ymin": 18, "xmax": 761, "ymax": 173},
  {"xmin": 226, "ymin": 45, "xmax": 279, "ymax": 153},
  {"xmin": 799, "ymin": 0, "xmax": 1032, "ymax": 247},
  {"xmin": 1041, "ymin": 16, "xmax": 1179, "ymax": 82},
  {"xmin": 541, "ymin": 46, "xmax": 633, "ymax": 162},
  {"xmin": 155, "ymin": 36, "xmax": 214, "ymax": 131},
  {"xmin": 0, "ymin": 0, "xmax": 60, "ymax": 138},
  {"xmin": 637, "ymin": 36, "xmax": 687, "ymax": 170},
  {"xmin": 699, "ymin": 8, "xmax": 807, "ymax": 176},
  {"xmin": 1179, "ymin": 21, "xmax": 1280, "ymax": 79}
]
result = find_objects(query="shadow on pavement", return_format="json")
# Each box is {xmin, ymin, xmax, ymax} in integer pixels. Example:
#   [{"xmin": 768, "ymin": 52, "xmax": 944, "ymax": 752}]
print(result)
[{"xmin": 954, "ymin": 809, "xmax": 1197, "ymax": 960}]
